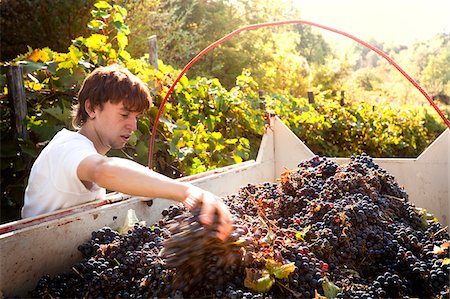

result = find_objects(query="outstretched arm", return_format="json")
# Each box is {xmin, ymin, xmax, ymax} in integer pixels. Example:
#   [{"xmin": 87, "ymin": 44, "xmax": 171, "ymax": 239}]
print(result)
[{"xmin": 77, "ymin": 154, "xmax": 232, "ymax": 240}]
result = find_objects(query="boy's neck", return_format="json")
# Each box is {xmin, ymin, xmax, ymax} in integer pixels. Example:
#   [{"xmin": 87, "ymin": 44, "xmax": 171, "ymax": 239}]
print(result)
[{"xmin": 78, "ymin": 124, "xmax": 110, "ymax": 155}]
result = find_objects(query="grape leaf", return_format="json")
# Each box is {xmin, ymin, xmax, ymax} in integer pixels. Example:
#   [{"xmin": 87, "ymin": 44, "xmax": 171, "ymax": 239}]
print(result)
[
  {"xmin": 244, "ymin": 268, "xmax": 274, "ymax": 293},
  {"xmin": 322, "ymin": 276, "xmax": 341, "ymax": 299},
  {"xmin": 295, "ymin": 225, "xmax": 311, "ymax": 241},
  {"xmin": 433, "ymin": 242, "xmax": 449, "ymax": 255},
  {"xmin": 266, "ymin": 259, "xmax": 296, "ymax": 279}
]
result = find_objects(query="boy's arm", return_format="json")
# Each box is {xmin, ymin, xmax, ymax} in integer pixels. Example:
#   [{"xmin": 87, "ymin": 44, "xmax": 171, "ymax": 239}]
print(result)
[{"xmin": 77, "ymin": 154, "xmax": 232, "ymax": 240}]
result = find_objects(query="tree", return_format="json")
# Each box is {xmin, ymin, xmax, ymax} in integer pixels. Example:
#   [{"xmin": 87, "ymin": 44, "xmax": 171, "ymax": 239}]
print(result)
[
  {"xmin": 0, "ymin": 0, "xmax": 95, "ymax": 61},
  {"xmin": 294, "ymin": 24, "xmax": 332, "ymax": 65},
  {"xmin": 419, "ymin": 33, "xmax": 450, "ymax": 102}
]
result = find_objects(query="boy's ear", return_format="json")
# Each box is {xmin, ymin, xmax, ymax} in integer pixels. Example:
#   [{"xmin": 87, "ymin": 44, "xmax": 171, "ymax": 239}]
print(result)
[{"xmin": 85, "ymin": 99, "xmax": 95, "ymax": 118}]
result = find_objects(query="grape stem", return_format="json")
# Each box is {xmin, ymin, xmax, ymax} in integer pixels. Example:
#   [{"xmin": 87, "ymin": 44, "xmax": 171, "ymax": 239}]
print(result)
[
  {"xmin": 72, "ymin": 267, "xmax": 84, "ymax": 279},
  {"xmin": 382, "ymin": 194, "xmax": 407, "ymax": 202},
  {"xmin": 245, "ymin": 189, "xmax": 289, "ymax": 238},
  {"xmin": 433, "ymin": 226, "xmax": 449, "ymax": 238},
  {"xmin": 275, "ymin": 280, "xmax": 302, "ymax": 298}
]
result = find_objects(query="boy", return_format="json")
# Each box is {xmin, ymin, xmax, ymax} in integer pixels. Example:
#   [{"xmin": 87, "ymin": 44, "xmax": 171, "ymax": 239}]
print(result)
[{"xmin": 22, "ymin": 64, "xmax": 232, "ymax": 240}]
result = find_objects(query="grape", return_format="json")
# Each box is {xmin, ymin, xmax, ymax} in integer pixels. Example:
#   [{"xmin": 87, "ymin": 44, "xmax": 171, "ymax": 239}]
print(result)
[{"xmin": 29, "ymin": 154, "xmax": 449, "ymax": 298}]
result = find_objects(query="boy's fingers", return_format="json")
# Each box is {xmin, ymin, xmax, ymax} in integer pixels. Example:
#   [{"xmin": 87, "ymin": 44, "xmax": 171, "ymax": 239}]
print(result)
[
  {"xmin": 216, "ymin": 201, "xmax": 233, "ymax": 240},
  {"xmin": 183, "ymin": 195, "xmax": 196, "ymax": 209},
  {"xmin": 199, "ymin": 195, "xmax": 215, "ymax": 225}
]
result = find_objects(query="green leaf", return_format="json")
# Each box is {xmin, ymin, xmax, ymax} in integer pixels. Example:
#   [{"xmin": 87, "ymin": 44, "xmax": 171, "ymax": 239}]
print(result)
[
  {"xmin": 128, "ymin": 131, "xmax": 138, "ymax": 146},
  {"xmin": 215, "ymin": 95, "xmax": 224, "ymax": 111},
  {"xmin": 42, "ymin": 106, "xmax": 71, "ymax": 124},
  {"xmin": 91, "ymin": 10, "xmax": 110, "ymax": 19},
  {"xmin": 178, "ymin": 147, "xmax": 194, "ymax": 160},
  {"xmin": 135, "ymin": 141, "xmax": 148, "ymax": 161},
  {"xmin": 19, "ymin": 139, "xmax": 38, "ymax": 158},
  {"xmin": 20, "ymin": 61, "xmax": 47, "ymax": 74},
  {"xmin": 113, "ymin": 20, "xmax": 130, "ymax": 35},
  {"xmin": 244, "ymin": 268, "xmax": 274, "ymax": 293},
  {"xmin": 113, "ymin": 4, "xmax": 127, "ymax": 18},
  {"xmin": 322, "ymin": 276, "xmax": 341, "ymax": 299}
]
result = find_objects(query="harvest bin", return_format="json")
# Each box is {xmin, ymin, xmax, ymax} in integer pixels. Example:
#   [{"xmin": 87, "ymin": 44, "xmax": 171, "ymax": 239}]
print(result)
[{"xmin": 0, "ymin": 114, "xmax": 448, "ymax": 297}]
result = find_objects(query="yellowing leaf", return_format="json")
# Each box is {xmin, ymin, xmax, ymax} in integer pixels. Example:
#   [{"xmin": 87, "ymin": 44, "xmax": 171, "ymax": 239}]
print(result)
[
  {"xmin": 117, "ymin": 32, "xmax": 128, "ymax": 51},
  {"xmin": 442, "ymin": 258, "xmax": 450, "ymax": 266},
  {"xmin": 225, "ymin": 138, "xmax": 238, "ymax": 145},
  {"xmin": 233, "ymin": 154, "xmax": 243, "ymax": 164},
  {"xmin": 266, "ymin": 259, "xmax": 296, "ymax": 279},
  {"xmin": 26, "ymin": 49, "xmax": 49, "ymax": 62},
  {"xmin": 85, "ymin": 34, "xmax": 108, "ymax": 50},
  {"xmin": 27, "ymin": 49, "xmax": 41, "ymax": 62},
  {"xmin": 88, "ymin": 19, "xmax": 106, "ymax": 30},
  {"xmin": 280, "ymin": 169, "xmax": 292, "ymax": 185},
  {"xmin": 27, "ymin": 81, "xmax": 42, "ymax": 91},
  {"xmin": 315, "ymin": 289, "xmax": 327, "ymax": 299},
  {"xmin": 119, "ymin": 50, "xmax": 131, "ymax": 61},
  {"xmin": 95, "ymin": 0, "xmax": 111, "ymax": 10},
  {"xmin": 295, "ymin": 225, "xmax": 311, "ymax": 241},
  {"xmin": 433, "ymin": 242, "xmax": 450, "ymax": 255}
]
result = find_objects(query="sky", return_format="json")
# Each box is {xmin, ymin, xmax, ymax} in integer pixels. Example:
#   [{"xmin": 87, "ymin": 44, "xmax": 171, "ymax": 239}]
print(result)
[{"xmin": 293, "ymin": 0, "xmax": 450, "ymax": 46}]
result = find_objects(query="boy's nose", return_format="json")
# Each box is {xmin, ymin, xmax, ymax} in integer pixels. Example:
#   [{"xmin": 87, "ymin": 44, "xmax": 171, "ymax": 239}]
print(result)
[{"xmin": 128, "ymin": 118, "xmax": 137, "ymax": 132}]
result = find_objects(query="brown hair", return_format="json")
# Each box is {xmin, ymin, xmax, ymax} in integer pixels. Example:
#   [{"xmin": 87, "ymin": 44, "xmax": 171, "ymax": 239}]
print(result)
[{"xmin": 72, "ymin": 64, "xmax": 152, "ymax": 129}]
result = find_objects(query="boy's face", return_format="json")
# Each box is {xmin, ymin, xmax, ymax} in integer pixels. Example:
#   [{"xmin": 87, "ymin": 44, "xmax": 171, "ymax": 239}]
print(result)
[{"xmin": 90, "ymin": 100, "xmax": 141, "ymax": 152}]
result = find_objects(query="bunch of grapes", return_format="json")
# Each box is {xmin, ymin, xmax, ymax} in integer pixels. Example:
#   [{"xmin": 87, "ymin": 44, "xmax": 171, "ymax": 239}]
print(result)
[
  {"xmin": 161, "ymin": 206, "xmax": 245, "ymax": 297},
  {"xmin": 29, "ymin": 154, "xmax": 449, "ymax": 299}
]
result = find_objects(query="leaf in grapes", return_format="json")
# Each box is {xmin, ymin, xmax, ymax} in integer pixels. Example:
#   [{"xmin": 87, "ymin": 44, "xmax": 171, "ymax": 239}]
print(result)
[
  {"xmin": 266, "ymin": 259, "xmax": 296, "ymax": 279},
  {"xmin": 244, "ymin": 268, "xmax": 274, "ymax": 293},
  {"xmin": 322, "ymin": 276, "xmax": 341, "ymax": 299}
]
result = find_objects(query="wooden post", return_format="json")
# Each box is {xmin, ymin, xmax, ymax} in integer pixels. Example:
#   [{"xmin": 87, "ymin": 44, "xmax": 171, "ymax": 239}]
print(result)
[
  {"xmin": 148, "ymin": 35, "xmax": 159, "ymax": 70},
  {"xmin": 340, "ymin": 90, "xmax": 345, "ymax": 106},
  {"xmin": 258, "ymin": 90, "xmax": 266, "ymax": 110},
  {"xmin": 307, "ymin": 91, "xmax": 315, "ymax": 104},
  {"xmin": 6, "ymin": 65, "xmax": 29, "ymax": 140}
]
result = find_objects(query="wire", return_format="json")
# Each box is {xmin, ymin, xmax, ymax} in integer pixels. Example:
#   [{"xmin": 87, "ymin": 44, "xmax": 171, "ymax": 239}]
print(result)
[{"xmin": 148, "ymin": 19, "xmax": 450, "ymax": 168}]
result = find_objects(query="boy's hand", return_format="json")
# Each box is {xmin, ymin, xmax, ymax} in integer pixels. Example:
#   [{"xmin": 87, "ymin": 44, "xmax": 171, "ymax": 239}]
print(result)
[{"xmin": 183, "ymin": 186, "xmax": 233, "ymax": 241}]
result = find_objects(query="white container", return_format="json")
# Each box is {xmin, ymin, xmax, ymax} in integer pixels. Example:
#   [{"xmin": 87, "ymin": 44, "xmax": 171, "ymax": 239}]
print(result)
[{"xmin": 1, "ymin": 114, "xmax": 448, "ymax": 297}]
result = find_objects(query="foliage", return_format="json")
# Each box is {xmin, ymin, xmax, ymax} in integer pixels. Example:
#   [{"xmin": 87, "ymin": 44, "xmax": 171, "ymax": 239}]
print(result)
[
  {"xmin": 144, "ymin": 0, "xmax": 328, "ymax": 90},
  {"xmin": 0, "ymin": 1, "xmax": 266, "ymax": 222},
  {"xmin": 1, "ymin": 0, "xmax": 448, "ymax": 225},
  {"xmin": 265, "ymin": 92, "xmax": 446, "ymax": 158},
  {"xmin": 348, "ymin": 33, "xmax": 450, "ymax": 106}
]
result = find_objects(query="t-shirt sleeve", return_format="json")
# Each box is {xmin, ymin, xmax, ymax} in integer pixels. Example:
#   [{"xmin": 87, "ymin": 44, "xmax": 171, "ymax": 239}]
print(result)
[{"xmin": 52, "ymin": 137, "xmax": 100, "ymax": 193}]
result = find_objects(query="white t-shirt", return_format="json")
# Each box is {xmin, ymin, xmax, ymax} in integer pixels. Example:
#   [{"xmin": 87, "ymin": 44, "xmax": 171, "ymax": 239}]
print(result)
[{"xmin": 22, "ymin": 129, "xmax": 106, "ymax": 218}]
